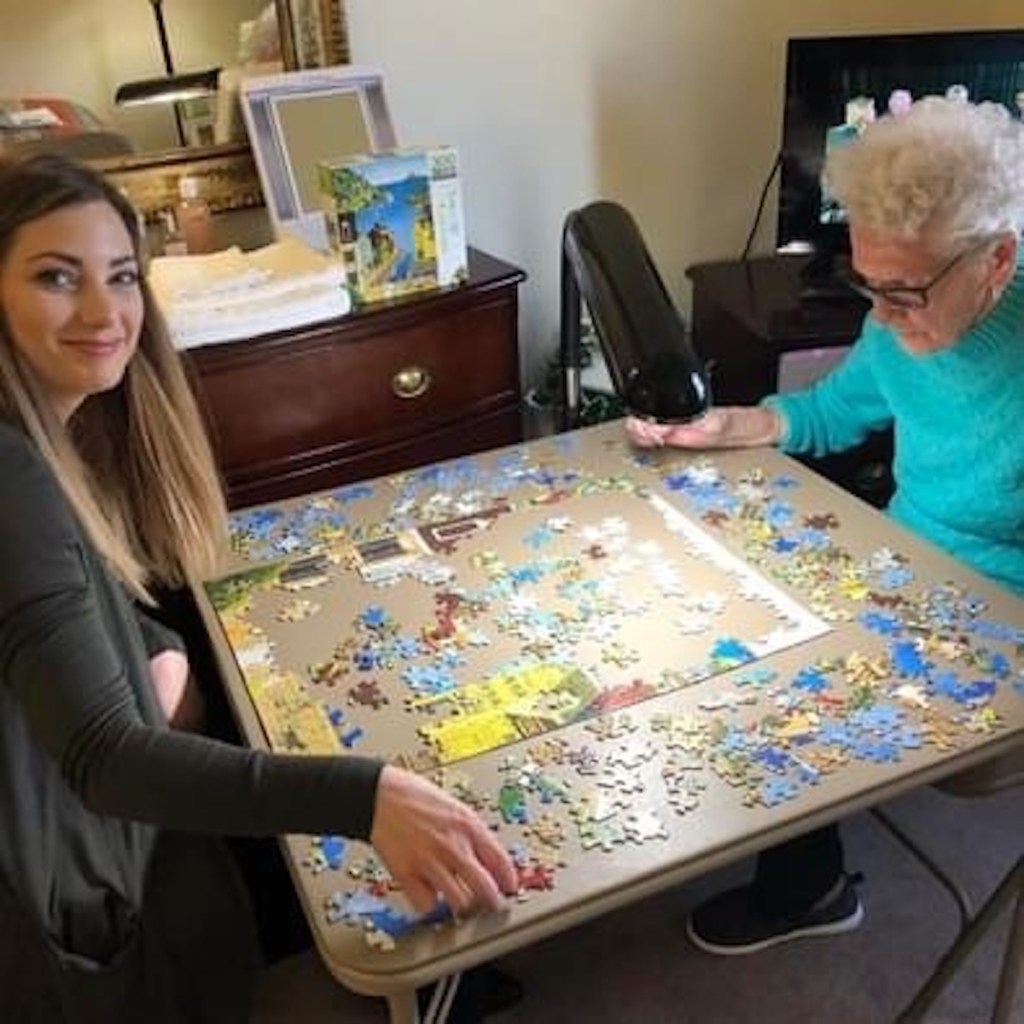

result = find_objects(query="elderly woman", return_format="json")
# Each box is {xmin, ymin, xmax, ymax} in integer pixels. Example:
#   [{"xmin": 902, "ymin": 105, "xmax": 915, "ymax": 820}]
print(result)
[{"xmin": 628, "ymin": 96, "xmax": 1024, "ymax": 954}]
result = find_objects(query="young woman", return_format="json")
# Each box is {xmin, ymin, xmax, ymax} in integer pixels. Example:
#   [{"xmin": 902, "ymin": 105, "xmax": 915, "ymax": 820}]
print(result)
[
  {"xmin": 0, "ymin": 153, "xmax": 516, "ymax": 1022},
  {"xmin": 628, "ymin": 96, "xmax": 1024, "ymax": 955}
]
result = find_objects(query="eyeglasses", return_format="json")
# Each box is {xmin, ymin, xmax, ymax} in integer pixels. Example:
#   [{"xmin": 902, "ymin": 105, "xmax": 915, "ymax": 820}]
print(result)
[{"xmin": 842, "ymin": 240, "xmax": 990, "ymax": 311}]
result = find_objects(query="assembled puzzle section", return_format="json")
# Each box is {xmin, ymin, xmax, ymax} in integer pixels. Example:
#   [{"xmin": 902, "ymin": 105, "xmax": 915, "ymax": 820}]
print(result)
[
  {"xmin": 210, "ymin": 444, "xmax": 829, "ymax": 767},
  {"xmin": 319, "ymin": 145, "xmax": 468, "ymax": 304}
]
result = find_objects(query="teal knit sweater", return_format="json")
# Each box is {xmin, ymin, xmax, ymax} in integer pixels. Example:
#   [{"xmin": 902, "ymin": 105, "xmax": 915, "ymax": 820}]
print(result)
[{"xmin": 765, "ymin": 261, "xmax": 1024, "ymax": 597}]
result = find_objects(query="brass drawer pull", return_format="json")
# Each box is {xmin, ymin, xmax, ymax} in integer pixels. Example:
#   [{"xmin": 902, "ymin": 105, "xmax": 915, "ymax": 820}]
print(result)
[{"xmin": 392, "ymin": 365, "xmax": 432, "ymax": 399}]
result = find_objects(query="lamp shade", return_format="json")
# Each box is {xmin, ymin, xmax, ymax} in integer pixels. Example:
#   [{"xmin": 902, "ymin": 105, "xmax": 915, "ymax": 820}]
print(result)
[
  {"xmin": 561, "ymin": 201, "xmax": 710, "ymax": 425},
  {"xmin": 115, "ymin": 68, "xmax": 221, "ymax": 107}
]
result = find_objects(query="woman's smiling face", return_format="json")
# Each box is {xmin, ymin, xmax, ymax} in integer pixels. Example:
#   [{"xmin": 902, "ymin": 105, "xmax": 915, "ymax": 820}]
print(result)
[{"xmin": 0, "ymin": 200, "xmax": 143, "ymax": 421}]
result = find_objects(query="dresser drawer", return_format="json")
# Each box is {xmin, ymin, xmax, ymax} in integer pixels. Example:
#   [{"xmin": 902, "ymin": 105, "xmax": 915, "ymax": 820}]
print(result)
[{"xmin": 199, "ymin": 298, "xmax": 516, "ymax": 468}]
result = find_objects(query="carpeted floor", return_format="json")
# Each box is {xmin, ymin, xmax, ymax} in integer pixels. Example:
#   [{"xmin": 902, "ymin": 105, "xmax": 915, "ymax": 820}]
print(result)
[{"xmin": 253, "ymin": 783, "xmax": 1023, "ymax": 1023}]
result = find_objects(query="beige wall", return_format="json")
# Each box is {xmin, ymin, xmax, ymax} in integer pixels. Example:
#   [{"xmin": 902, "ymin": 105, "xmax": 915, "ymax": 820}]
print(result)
[
  {"xmin": 0, "ymin": 0, "xmax": 264, "ymax": 151},
  {"xmin": 346, "ymin": 0, "xmax": 1023, "ymax": 384}
]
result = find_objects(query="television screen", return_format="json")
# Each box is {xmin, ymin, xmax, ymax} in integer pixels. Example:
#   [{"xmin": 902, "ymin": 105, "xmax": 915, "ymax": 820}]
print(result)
[{"xmin": 777, "ymin": 30, "xmax": 1024, "ymax": 267}]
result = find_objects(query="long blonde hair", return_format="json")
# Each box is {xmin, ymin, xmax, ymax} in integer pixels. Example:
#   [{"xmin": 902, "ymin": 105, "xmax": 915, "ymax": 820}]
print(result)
[{"xmin": 0, "ymin": 154, "xmax": 228, "ymax": 600}]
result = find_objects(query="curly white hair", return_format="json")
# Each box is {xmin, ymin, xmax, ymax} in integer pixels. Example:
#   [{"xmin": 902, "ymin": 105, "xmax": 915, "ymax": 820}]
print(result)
[{"xmin": 825, "ymin": 96, "xmax": 1024, "ymax": 245}]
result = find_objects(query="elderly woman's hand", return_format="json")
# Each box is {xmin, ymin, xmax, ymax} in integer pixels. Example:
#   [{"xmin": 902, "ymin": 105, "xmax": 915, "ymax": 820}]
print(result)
[
  {"xmin": 370, "ymin": 765, "xmax": 518, "ymax": 916},
  {"xmin": 625, "ymin": 406, "xmax": 783, "ymax": 450}
]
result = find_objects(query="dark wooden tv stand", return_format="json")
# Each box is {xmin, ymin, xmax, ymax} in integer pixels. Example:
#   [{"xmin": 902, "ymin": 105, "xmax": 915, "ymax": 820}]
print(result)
[{"xmin": 686, "ymin": 254, "xmax": 893, "ymax": 508}]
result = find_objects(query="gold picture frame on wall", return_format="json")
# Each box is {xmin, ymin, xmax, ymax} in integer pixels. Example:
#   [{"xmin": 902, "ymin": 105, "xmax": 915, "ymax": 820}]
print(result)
[
  {"xmin": 97, "ymin": 1, "xmax": 351, "ymax": 218},
  {"xmin": 277, "ymin": 1, "xmax": 351, "ymax": 71}
]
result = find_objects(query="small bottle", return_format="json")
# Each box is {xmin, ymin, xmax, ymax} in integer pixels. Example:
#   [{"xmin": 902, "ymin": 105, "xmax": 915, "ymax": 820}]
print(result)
[
  {"xmin": 175, "ymin": 175, "xmax": 216, "ymax": 254},
  {"xmin": 161, "ymin": 209, "xmax": 188, "ymax": 257}
]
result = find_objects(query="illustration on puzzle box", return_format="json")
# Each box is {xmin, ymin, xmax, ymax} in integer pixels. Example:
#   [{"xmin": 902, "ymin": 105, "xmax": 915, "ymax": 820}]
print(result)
[{"xmin": 320, "ymin": 146, "xmax": 468, "ymax": 304}]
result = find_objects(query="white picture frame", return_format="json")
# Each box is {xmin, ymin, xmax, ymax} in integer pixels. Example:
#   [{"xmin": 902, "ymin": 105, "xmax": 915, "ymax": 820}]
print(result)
[{"xmin": 239, "ymin": 65, "xmax": 397, "ymax": 250}]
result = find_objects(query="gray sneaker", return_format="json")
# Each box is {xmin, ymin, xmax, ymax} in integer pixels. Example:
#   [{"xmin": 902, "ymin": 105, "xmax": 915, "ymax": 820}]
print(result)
[{"xmin": 686, "ymin": 874, "xmax": 864, "ymax": 956}]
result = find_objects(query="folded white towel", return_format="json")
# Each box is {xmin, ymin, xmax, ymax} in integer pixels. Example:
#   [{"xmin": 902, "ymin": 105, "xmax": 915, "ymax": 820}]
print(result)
[
  {"xmin": 162, "ymin": 283, "xmax": 351, "ymax": 349},
  {"xmin": 149, "ymin": 237, "xmax": 352, "ymax": 349}
]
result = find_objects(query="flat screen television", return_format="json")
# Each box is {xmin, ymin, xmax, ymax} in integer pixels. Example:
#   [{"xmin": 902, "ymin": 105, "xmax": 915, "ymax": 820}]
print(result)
[{"xmin": 777, "ymin": 30, "xmax": 1024, "ymax": 285}]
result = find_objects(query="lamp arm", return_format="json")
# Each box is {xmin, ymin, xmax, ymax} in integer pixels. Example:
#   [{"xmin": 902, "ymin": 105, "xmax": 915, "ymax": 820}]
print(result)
[
  {"xmin": 560, "ymin": 241, "xmax": 584, "ymax": 431},
  {"xmin": 560, "ymin": 201, "xmax": 711, "ymax": 425},
  {"xmin": 149, "ymin": 0, "xmax": 175, "ymax": 75}
]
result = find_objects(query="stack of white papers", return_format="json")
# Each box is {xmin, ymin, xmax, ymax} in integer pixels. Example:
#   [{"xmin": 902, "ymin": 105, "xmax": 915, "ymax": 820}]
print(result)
[{"xmin": 148, "ymin": 237, "xmax": 351, "ymax": 349}]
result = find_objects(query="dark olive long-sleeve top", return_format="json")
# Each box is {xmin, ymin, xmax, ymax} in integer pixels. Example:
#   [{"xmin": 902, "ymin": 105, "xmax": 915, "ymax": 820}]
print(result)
[{"xmin": 0, "ymin": 421, "xmax": 383, "ymax": 1020}]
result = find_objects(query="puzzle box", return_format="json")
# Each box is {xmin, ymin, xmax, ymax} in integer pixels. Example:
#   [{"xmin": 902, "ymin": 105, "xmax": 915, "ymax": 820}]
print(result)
[{"xmin": 319, "ymin": 145, "xmax": 468, "ymax": 304}]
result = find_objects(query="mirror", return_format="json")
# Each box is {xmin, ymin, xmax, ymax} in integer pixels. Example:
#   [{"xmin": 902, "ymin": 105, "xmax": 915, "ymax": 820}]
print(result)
[
  {"xmin": 0, "ymin": 1, "xmax": 350, "ymax": 214},
  {"xmin": 239, "ymin": 66, "xmax": 396, "ymax": 249}
]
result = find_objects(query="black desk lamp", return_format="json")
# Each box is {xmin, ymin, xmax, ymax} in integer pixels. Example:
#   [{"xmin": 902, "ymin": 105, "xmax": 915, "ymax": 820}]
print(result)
[
  {"xmin": 560, "ymin": 200, "xmax": 710, "ymax": 431},
  {"xmin": 114, "ymin": 0, "xmax": 221, "ymax": 146}
]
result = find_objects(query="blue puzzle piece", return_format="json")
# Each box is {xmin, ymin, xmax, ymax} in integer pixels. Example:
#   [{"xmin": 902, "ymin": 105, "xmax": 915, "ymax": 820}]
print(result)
[
  {"xmin": 360, "ymin": 605, "xmax": 389, "ymax": 630},
  {"xmin": 341, "ymin": 726, "xmax": 364, "ymax": 748},
  {"xmin": 792, "ymin": 667, "xmax": 829, "ymax": 693},
  {"xmin": 892, "ymin": 726, "xmax": 924, "ymax": 749},
  {"xmin": 366, "ymin": 906, "xmax": 417, "ymax": 937},
  {"xmin": 770, "ymin": 536, "xmax": 801, "ymax": 554},
  {"xmin": 764, "ymin": 499, "xmax": 796, "ymax": 528},
  {"xmin": 709, "ymin": 637, "xmax": 755, "ymax": 666},
  {"xmin": 719, "ymin": 726, "xmax": 751, "ymax": 753},
  {"xmin": 415, "ymin": 901, "xmax": 454, "ymax": 928},
  {"xmin": 794, "ymin": 527, "xmax": 831, "ymax": 551},
  {"xmin": 524, "ymin": 526, "xmax": 555, "ymax": 550},
  {"xmin": 754, "ymin": 746, "xmax": 792, "ymax": 773},
  {"xmin": 392, "ymin": 636, "xmax": 422, "ymax": 660},
  {"xmin": 354, "ymin": 647, "xmax": 381, "ymax": 671},
  {"xmin": 319, "ymin": 835, "xmax": 347, "ymax": 870},
  {"xmin": 332, "ymin": 483, "xmax": 374, "ymax": 504},
  {"xmin": 890, "ymin": 640, "xmax": 932, "ymax": 678},
  {"xmin": 851, "ymin": 704, "xmax": 903, "ymax": 732},
  {"xmin": 326, "ymin": 890, "xmax": 387, "ymax": 925},
  {"xmin": 792, "ymin": 758, "xmax": 821, "ymax": 784},
  {"xmin": 852, "ymin": 739, "xmax": 902, "ymax": 764},
  {"xmin": 230, "ymin": 507, "xmax": 284, "ymax": 538},
  {"xmin": 759, "ymin": 777, "xmax": 800, "ymax": 806},
  {"xmin": 510, "ymin": 564, "xmax": 547, "ymax": 585},
  {"xmin": 438, "ymin": 650, "xmax": 467, "ymax": 670},
  {"xmin": 735, "ymin": 667, "xmax": 779, "ymax": 688},
  {"xmin": 876, "ymin": 565, "xmax": 913, "ymax": 589},
  {"xmin": 818, "ymin": 722, "xmax": 856, "ymax": 749},
  {"xmin": 956, "ymin": 679, "xmax": 998, "ymax": 705},
  {"xmin": 979, "ymin": 651, "xmax": 1012, "ymax": 679},
  {"xmin": 859, "ymin": 611, "xmax": 903, "ymax": 638},
  {"xmin": 931, "ymin": 672, "xmax": 997, "ymax": 706}
]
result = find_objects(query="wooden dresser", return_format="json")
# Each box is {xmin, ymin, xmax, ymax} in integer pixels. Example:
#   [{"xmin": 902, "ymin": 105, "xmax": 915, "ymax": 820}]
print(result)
[{"xmin": 184, "ymin": 249, "xmax": 526, "ymax": 509}]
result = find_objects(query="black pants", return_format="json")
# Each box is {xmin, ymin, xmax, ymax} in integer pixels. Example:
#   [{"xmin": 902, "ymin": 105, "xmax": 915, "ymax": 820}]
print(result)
[{"xmin": 750, "ymin": 824, "xmax": 845, "ymax": 917}]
